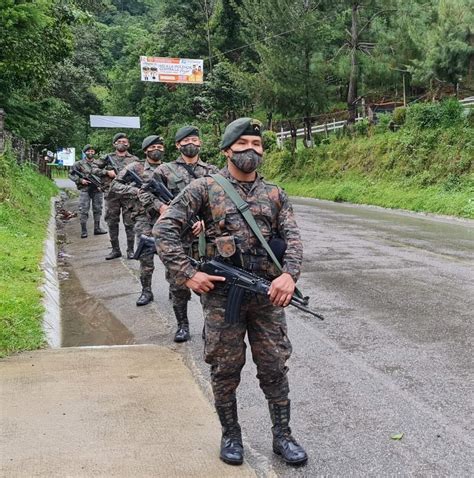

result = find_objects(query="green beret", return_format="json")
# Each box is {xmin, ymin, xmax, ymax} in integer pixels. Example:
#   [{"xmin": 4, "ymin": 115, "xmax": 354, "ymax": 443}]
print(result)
[
  {"xmin": 112, "ymin": 132, "xmax": 127, "ymax": 143},
  {"xmin": 82, "ymin": 144, "xmax": 95, "ymax": 153},
  {"xmin": 142, "ymin": 135, "xmax": 164, "ymax": 151},
  {"xmin": 175, "ymin": 125, "xmax": 200, "ymax": 143},
  {"xmin": 220, "ymin": 118, "xmax": 262, "ymax": 150}
]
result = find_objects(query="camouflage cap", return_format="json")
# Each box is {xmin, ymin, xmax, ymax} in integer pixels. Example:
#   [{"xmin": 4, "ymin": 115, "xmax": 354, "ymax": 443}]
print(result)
[
  {"xmin": 82, "ymin": 144, "xmax": 95, "ymax": 153},
  {"xmin": 141, "ymin": 135, "xmax": 164, "ymax": 151},
  {"xmin": 220, "ymin": 118, "xmax": 262, "ymax": 150},
  {"xmin": 175, "ymin": 125, "xmax": 200, "ymax": 143},
  {"xmin": 112, "ymin": 132, "xmax": 128, "ymax": 144}
]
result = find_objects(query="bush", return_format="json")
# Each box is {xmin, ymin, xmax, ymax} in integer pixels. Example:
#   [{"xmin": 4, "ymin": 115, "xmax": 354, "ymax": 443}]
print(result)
[
  {"xmin": 374, "ymin": 113, "xmax": 393, "ymax": 134},
  {"xmin": 393, "ymin": 107, "xmax": 406, "ymax": 125},
  {"xmin": 262, "ymin": 130, "xmax": 278, "ymax": 152},
  {"xmin": 406, "ymin": 98, "xmax": 464, "ymax": 129},
  {"xmin": 354, "ymin": 118, "xmax": 370, "ymax": 136}
]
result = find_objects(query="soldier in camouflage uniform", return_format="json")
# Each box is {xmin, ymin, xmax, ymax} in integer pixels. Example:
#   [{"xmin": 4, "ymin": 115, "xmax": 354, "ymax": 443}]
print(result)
[
  {"xmin": 154, "ymin": 118, "xmax": 308, "ymax": 466},
  {"xmin": 69, "ymin": 144, "xmax": 107, "ymax": 238},
  {"xmin": 111, "ymin": 135, "xmax": 165, "ymax": 306},
  {"xmin": 93, "ymin": 133, "xmax": 139, "ymax": 260},
  {"xmin": 151, "ymin": 125, "xmax": 219, "ymax": 342}
]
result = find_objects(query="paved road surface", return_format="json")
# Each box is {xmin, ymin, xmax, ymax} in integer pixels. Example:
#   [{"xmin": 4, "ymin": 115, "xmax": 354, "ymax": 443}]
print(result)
[{"xmin": 60, "ymin": 189, "xmax": 474, "ymax": 477}]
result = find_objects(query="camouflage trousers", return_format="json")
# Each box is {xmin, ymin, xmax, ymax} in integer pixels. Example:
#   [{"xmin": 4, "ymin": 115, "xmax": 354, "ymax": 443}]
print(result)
[
  {"xmin": 78, "ymin": 190, "xmax": 103, "ymax": 223},
  {"xmin": 105, "ymin": 192, "xmax": 135, "ymax": 244},
  {"xmin": 134, "ymin": 218, "xmax": 155, "ymax": 286},
  {"xmin": 202, "ymin": 291, "xmax": 292, "ymax": 406},
  {"xmin": 165, "ymin": 269, "xmax": 191, "ymax": 307}
]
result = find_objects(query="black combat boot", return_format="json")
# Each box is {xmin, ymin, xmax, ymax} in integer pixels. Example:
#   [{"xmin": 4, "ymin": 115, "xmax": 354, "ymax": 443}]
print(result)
[
  {"xmin": 173, "ymin": 303, "xmax": 190, "ymax": 342},
  {"xmin": 269, "ymin": 401, "xmax": 308, "ymax": 466},
  {"xmin": 93, "ymin": 218, "xmax": 107, "ymax": 235},
  {"xmin": 216, "ymin": 401, "xmax": 244, "ymax": 466},
  {"xmin": 136, "ymin": 276, "xmax": 154, "ymax": 306},
  {"xmin": 80, "ymin": 222, "xmax": 88, "ymax": 239},
  {"xmin": 105, "ymin": 239, "xmax": 121, "ymax": 260}
]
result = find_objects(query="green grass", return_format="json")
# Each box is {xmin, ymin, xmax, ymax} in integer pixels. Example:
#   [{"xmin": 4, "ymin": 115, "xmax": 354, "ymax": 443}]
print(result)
[
  {"xmin": 263, "ymin": 124, "xmax": 474, "ymax": 218},
  {"xmin": 0, "ymin": 151, "xmax": 58, "ymax": 357},
  {"xmin": 280, "ymin": 176, "xmax": 474, "ymax": 218}
]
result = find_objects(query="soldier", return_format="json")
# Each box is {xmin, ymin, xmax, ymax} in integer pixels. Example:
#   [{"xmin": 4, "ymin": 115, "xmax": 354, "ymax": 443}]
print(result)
[
  {"xmin": 93, "ymin": 133, "xmax": 139, "ymax": 260},
  {"xmin": 154, "ymin": 118, "xmax": 308, "ymax": 466},
  {"xmin": 110, "ymin": 135, "xmax": 165, "ymax": 306},
  {"xmin": 69, "ymin": 144, "xmax": 107, "ymax": 238},
  {"xmin": 151, "ymin": 125, "xmax": 219, "ymax": 342}
]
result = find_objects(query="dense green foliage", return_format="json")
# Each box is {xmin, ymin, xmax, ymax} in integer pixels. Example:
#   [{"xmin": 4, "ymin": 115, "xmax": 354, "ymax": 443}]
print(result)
[
  {"xmin": 263, "ymin": 101, "xmax": 474, "ymax": 217},
  {"xmin": 1, "ymin": 0, "xmax": 472, "ymax": 152},
  {"xmin": 0, "ymin": 148, "xmax": 58, "ymax": 356}
]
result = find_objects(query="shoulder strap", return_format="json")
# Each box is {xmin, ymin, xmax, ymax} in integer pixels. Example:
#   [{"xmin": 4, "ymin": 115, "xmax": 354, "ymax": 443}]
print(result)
[
  {"xmin": 178, "ymin": 162, "xmax": 198, "ymax": 179},
  {"xmin": 211, "ymin": 174, "xmax": 283, "ymax": 273}
]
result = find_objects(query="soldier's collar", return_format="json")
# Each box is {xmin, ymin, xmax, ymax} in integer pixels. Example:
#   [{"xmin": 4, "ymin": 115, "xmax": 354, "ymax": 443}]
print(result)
[
  {"xmin": 176, "ymin": 155, "xmax": 201, "ymax": 166},
  {"xmin": 222, "ymin": 166, "xmax": 262, "ymax": 184}
]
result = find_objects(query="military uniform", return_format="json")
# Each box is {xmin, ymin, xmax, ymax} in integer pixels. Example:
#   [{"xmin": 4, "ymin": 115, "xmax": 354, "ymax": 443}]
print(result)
[
  {"xmin": 155, "ymin": 166, "xmax": 301, "ymax": 398},
  {"xmin": 69, "ymin": 147, "xmax": 107, "ymax": 238},
  {"xmin": 93, "ymin": 151, "xmax": 139, "ymax": 257},
  {"xmin": 152, "ymin": 156, "xmax": 219, "ymax": 303},
  {"xmin": 112, "ymin": 158, "xmax": 161, "ymax": 301},
  {"xmin": 69, "ymin": 158, "xmax": 104, "ymax": 223},
  {"xmin": 154, "ymin": 118, "xmax": 308, "ymax": 466}
]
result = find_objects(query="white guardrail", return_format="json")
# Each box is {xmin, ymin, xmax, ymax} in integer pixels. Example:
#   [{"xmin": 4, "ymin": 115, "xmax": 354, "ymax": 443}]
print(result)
[
  {"xmin": 276, "ymin": 116, "xmax": 364, "ymax": 143},
  {"xmin": 276, "ymin": 96, "xmax": 474, "ymax": 144}
]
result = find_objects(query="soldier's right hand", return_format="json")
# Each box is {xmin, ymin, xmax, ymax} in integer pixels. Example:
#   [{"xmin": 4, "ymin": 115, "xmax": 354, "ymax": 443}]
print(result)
[
  {"xmin": 81, "ymin": 179, "xmax": 90, "ymax": 185},
  {"xmin": 159, "ymin": 204, "xmax": 169, "ymax": 215},
  {"xmin": 185, "ymin": 271, "xmax": 225, "ymax": 293},
  {"xmin": 107, "ymin": 170, "xmax": 116, "ymax": 178}
]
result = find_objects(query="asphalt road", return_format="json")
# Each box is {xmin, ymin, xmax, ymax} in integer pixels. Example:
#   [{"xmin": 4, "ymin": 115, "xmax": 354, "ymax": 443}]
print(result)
[
  {"xmin": 59, "ymin": 185, "xmax": 474, "ymax": 477},
  {"xmin": 179, "ymin": 199, "xmax": 474, "ymax": 477}
]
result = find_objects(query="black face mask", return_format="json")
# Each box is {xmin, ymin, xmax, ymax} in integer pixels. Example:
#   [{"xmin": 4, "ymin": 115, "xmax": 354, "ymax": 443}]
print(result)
[
  {"xmin": 230, "ymin": 148, "xmax": 263, "ymax": 173},
  {"xmin": 147, "ymin": 149, "xmax": 163, "ymax": 162},
  {"xmin": 115, "ymin": 143, "xmax": 128, "ymax": 153},
  {"xmin": 85, "ymin": 153, "xmax": 95, "ymax": 159},
  {"xmin": 179, "ymin": 143, "xmax": 200, "ymax": 158}
]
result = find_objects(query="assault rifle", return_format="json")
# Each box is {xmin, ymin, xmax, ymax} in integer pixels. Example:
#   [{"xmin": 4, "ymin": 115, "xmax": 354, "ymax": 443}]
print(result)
[
  {"xmin": 106, "ymin": 154, "xmax": 121, "ymax": 173},
  {"xmin": 121, "ymin": 168, "xmax": 174, "ymax": 204},
  {"xmin": 190, "ymin": 257, "xmax": 325, "ymax": 324},
  {"xmin": 133, "ymin": 235, "xmax": 325, "ymax": 323},
  {"xmin": 73, "ymin": 169, "xmax": 104, "ymax": 192},
  {"xmin": 123, "ymin": 169, "xmax": 199, "ymax": 234}
]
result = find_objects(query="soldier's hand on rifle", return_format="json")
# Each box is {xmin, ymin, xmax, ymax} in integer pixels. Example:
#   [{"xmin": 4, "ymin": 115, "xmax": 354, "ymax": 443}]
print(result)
[
  {"xmin": 268, "ymin": 273, "xmax": 295, "ymax": 308},
  {"xmin": 81, "ymin": 179, "xmax": 91, "ymax": 185},
  {"xmin": 185, "ymin": 271, "xmax": 226, "ymax": 294},
  {"xmin": 192, "ymin": 220, "xmax": 204, "ymax": 236},
  {"xmin": 159, "ymin": 204, "xmax": 169, "ymax": 215},
  {"xmin": 107, "ymin": 170, "xmax": 116, "ymax": 178}
]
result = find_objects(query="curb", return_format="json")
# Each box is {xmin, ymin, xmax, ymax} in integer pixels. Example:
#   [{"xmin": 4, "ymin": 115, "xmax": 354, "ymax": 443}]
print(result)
[{"xmin": 40, "ymin": 196, "xmax": 61, "ymax": 348}]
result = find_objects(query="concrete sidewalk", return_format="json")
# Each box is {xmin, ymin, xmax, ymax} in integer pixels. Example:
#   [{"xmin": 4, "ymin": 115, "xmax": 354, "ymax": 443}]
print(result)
[{"xmin": 0, "ymin": 345, "xmax": 256, "ymax": 477}]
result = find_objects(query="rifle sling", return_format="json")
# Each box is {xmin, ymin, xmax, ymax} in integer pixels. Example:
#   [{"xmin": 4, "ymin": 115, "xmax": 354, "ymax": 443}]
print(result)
[
  {"xmin": 210, "ymin": 174, "xmax": 303, "ymax": 299},
  {"xmin": 211, "ymin": 174, "xmax": 283, "ymax": 272}
]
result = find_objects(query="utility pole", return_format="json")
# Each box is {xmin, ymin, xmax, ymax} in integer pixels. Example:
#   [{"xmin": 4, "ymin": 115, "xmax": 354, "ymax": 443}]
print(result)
[{"xmin": 204, "ymin": 0, "xmax": 213, "ymax": 72}]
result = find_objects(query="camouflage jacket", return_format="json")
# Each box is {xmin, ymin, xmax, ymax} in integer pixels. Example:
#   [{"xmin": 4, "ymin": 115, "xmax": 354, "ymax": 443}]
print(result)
[
  {"xmin": 92, "ymin": 152, "xmax": 138, "ymax": 193},
  {"xmin": 111, "ymin": 159, "xmax": 161, "ymax": 222},
  {"xmin": 150, "ymin": 156, "xmax": 219, "ymax": 210},
  {"xmin": 154, "ymin": 167, "xmax": 303, "ymax": 286},
  {"xmin": 69, "ymin": 158, "xmax": 101, "ymax": 191}
]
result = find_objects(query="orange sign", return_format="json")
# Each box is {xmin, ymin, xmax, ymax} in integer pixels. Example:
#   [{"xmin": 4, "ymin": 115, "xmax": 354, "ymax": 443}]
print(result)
[{"xmin": 140, "ymin": 56, "xmax": 204, "ymax": 84}]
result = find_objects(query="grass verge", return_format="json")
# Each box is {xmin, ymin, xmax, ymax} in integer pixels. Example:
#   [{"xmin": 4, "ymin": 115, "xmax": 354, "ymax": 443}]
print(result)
[
  {"xmin": 0, "ymin": 150, "xmax": 58, "ymax": 357},
  {"xmin": 279, "ymin": 176, "xmax": 474, "ymax": 218}
]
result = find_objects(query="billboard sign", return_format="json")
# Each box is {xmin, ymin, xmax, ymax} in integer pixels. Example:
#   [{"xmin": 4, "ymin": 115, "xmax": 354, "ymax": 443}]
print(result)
[
  {"xmin": 90, "ymin": 115, "xmax": 140, "ymax": 129},
  {"xmin": 140, "ymin": 56, "xmax": 204, "ymax": 84},
  {"xmin": 56, "ymin": 148, "xmax": 75, "ymax": 166}
]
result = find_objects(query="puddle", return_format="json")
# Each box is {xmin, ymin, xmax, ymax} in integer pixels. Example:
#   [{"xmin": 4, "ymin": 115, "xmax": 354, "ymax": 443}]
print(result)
[{"xmin": 60, "ymin": 265, "xmax": 134, "ymax": 347}]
